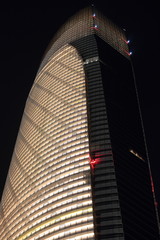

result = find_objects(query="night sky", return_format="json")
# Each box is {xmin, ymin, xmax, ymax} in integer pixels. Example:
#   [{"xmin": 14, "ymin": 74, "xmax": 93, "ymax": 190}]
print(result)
[{"xmin": 0, "ymin": 0, "xmax": 160, "ymax": 207}]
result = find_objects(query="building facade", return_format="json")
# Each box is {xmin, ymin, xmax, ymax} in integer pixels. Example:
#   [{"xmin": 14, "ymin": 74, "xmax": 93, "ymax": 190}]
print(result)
[{"xmin": 0, "ymin": 7, "xmax": 159, "ymax": 240}]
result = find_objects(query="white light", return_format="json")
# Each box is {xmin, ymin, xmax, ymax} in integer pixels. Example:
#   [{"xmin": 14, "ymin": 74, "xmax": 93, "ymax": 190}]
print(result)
[
  {"xmin": 95, "ymin": 25, "xmax": 98, "ymax": 28},
  {"xmin": 93, "ymin": 13, "xmax": 96, "ymax": 17},
  {"xmin": 127, "ymin": 40, "xmax": 130, "ymax": 44},
  {"xmin": 129, "ymin": 51, "xmax": 132, "ymax": 55}
]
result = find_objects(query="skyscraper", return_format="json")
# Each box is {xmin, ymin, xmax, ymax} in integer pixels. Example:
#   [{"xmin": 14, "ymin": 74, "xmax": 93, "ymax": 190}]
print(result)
[{"xmin": 0, "ymin": 6, "xmax": 159, "ymax": 239}]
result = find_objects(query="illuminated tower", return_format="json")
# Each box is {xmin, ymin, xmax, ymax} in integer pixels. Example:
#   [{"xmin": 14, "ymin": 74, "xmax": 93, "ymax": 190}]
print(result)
[{"xmin": 0, "ymin": 7, "xmax": 159, "ymax": 240}]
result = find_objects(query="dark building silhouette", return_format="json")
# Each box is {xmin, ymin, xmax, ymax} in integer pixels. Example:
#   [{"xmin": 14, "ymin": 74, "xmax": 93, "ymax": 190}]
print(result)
[{"xmin": 0, "ymin": 7, "xmax": 159, "ymax": 240}]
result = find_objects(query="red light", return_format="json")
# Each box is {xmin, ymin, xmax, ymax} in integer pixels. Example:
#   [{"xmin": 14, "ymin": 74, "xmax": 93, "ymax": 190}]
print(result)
[
  {"xmin": 90, "ymin": 27, "xmax": 98, "ymax": 31},
  {"xmin": 89, "ymin": 154, "xmax": 100, "ymax": 170},
  {"xmin": 90, "ymin": 159, "xmax": 96, "ymax": 169},
  {"xmin": 155, "ymin": 201, "xmax": 158, "ymax": 207},
  {"xmin": 123, "ymin": 49, "xmax": 132, "ymax": 56},
  {"xmin": 121, "ymin": 38, "xmax": 130, "ymax": 44},
  {"xmin": 150, "ymin": 175, "xmax": 155, "ymax": 193}
]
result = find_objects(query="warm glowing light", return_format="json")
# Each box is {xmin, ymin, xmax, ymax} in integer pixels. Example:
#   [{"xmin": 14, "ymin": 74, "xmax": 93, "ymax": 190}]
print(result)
[
  {"xmin": 17, "ymin": 207, "xmax": 93, "ymax": 240},
  {"xmin": 129, "ymin": 149, "xmax": 144, "ymax": 161},
  {"xmin": 0, "ymin": 7, "xmax": 131, "ymax": 239},
  {"xmin": 0, "ymin": 45, "xmax": 94, "ymax": 240}
]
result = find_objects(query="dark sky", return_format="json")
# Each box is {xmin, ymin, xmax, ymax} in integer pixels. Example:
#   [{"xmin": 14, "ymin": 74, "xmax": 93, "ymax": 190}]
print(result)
[{"xmin": 0, "ymin": 1, "xmax": 160, "ymax": 205}]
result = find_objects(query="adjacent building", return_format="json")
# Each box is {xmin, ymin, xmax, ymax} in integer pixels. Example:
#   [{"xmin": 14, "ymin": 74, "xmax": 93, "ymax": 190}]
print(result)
[{"xmin": 0, "ymin": 6, "xmax": 159, "ymax": 240}]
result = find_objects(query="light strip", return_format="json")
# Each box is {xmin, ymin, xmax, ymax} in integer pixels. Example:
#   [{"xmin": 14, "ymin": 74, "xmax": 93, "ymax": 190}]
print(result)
[
  {"xmin": 129, "ymin": 149, "xmax": 144, "ymax": 161},
  {"xmin": 17, "ymin": 206, "xmax": 93, "ymax": 240}
]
